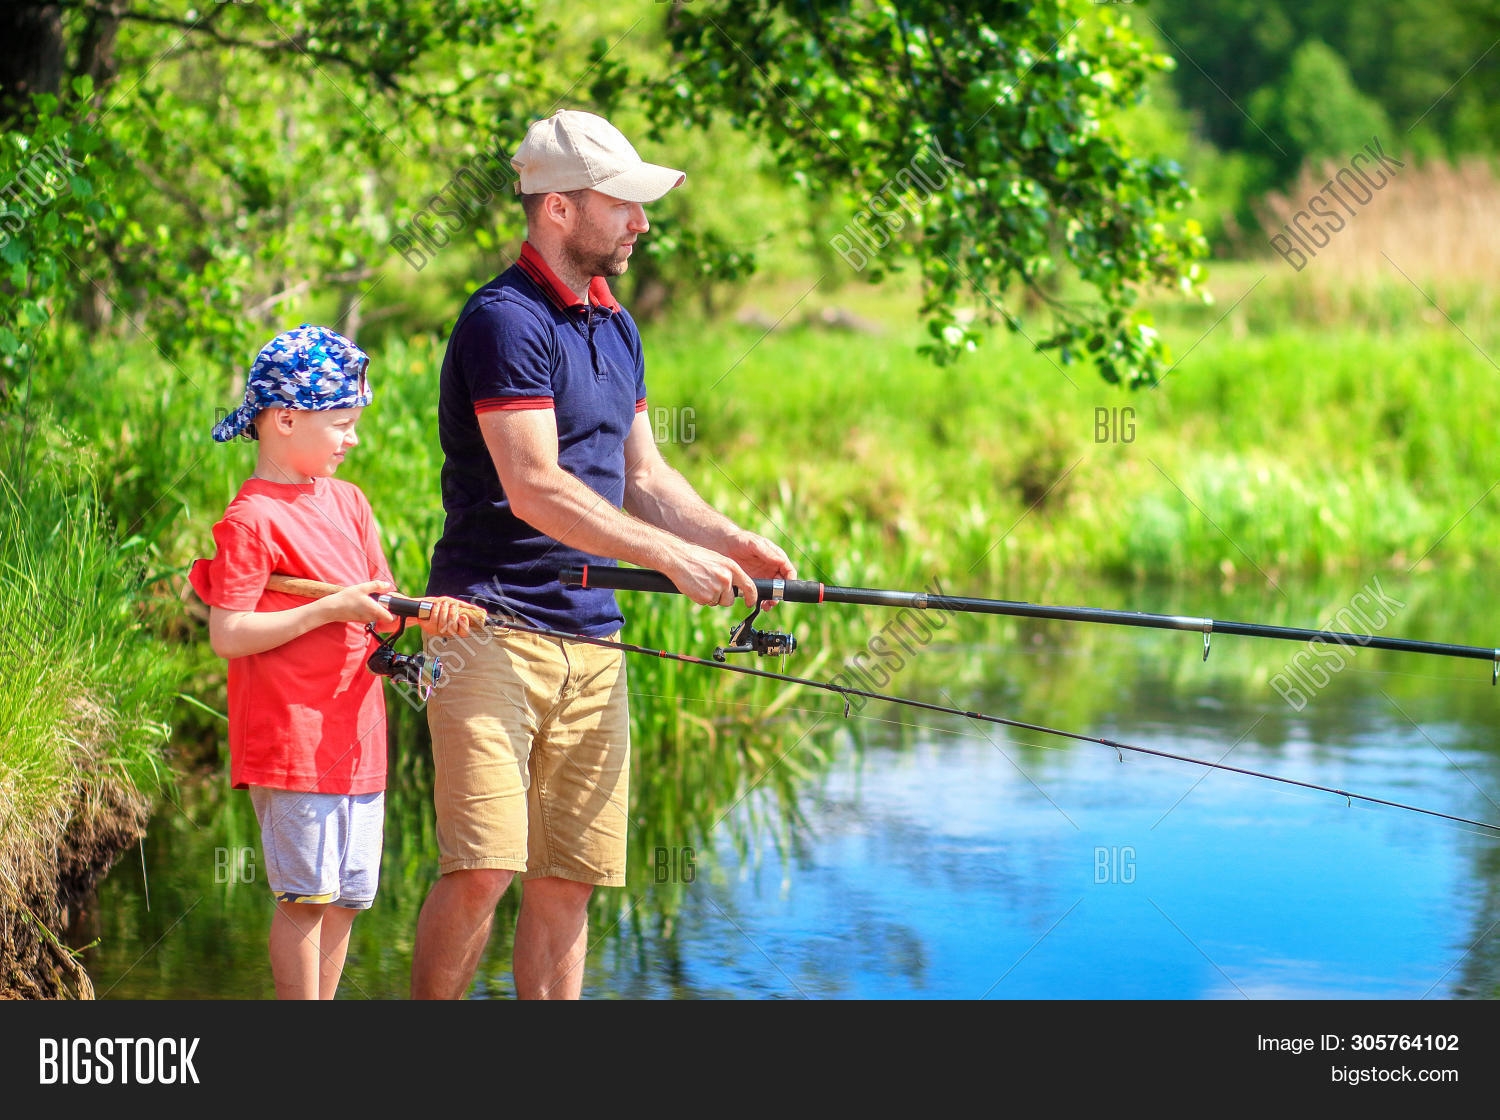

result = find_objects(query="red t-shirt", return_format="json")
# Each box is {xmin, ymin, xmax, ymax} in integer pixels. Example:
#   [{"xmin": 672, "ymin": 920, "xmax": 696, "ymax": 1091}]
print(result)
[{"xmin": 188, "ymin": 477, "xmax": 394, "ymax": 794}]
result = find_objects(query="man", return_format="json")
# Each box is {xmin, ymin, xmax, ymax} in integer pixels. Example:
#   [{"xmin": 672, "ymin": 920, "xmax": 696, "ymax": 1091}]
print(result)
[{"xmin": 412, "ymin": 109, "xmax": 795, "ymax": 1000}]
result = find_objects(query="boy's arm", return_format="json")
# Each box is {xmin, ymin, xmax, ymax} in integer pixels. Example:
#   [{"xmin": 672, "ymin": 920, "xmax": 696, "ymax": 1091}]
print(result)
[{"xmin": 207, "ymin": 580, "xmax": 396, "ymax": 659}]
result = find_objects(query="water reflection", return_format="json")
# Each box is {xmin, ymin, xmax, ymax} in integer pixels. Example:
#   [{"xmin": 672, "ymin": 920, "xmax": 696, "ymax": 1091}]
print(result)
[
  {"xmin": 83, "ymin": 571, "xmax": 1500, "ymax": 998},
  {"xmin": 595, "ymin": 718, "xmax": 1498, "ymax": 998}
]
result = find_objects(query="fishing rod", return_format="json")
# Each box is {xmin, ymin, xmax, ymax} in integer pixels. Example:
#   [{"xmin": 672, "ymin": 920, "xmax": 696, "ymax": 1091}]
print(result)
[
  {"xmin": 265, "ymin": 572, "xmax": 1500, "ymax": 833},
  {"xmin": 558, "ymin": 564, "xmax": 1500, "ymax": 682},
  {"xmin": 265, "ymin": 574, "xmax": 489, "ymax": 696}
]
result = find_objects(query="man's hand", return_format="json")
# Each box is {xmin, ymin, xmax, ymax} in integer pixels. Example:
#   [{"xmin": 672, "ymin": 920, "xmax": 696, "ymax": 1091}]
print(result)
[
  {"xmin": 481, "ymin": 407, "xmax": 797, "ymax": 610},
  {"xmin": 726, "ymin": 531, "xmax": 796, "ymax": 583},
  {"xmin": 663, "ymin": 543, "xmax": 761, "ymax": 607},
  {"xmin": 662, "ymin": 535, "xmax": 795, "ymax": 609},
  {"xmin": 726, "ymin": 531, "xmax": 796, "ymax": 610}
]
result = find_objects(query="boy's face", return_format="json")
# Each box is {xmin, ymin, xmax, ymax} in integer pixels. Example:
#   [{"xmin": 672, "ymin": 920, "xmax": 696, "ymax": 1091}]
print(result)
[{"xmin": 263, "ymin": 406, "xmax": 365, "ymax": 481}]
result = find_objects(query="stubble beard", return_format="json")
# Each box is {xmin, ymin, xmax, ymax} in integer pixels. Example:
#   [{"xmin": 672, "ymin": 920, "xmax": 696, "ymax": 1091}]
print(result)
[
  {"xmin": 574, "ymin": 252, "xmax": 627, "ymax": 280},
  {"xmin": 564, "ymin": 204, "xmax": 631, "ymax": 280},
  {"xmin": 563, "ymin": 241, "xmax": 629, "ymax": 280}
]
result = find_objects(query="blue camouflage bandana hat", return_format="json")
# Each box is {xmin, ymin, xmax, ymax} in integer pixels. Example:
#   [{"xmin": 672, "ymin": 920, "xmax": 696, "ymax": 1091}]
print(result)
[{"xmin": 212, "ymin": 324, "xmax": 372, "ymax": 442}]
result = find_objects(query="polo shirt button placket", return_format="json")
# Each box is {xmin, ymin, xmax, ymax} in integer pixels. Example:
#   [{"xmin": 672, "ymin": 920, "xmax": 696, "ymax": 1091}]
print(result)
[{"xmin": 586, "ymin": 308, "xmax": 606, "ymax": 382}]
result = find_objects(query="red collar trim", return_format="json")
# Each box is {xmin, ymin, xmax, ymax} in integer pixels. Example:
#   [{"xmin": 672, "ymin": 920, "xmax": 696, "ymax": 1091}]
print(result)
[{"xmin": 517, "ymin": 242, "xmax": 622, "ymax": 314}]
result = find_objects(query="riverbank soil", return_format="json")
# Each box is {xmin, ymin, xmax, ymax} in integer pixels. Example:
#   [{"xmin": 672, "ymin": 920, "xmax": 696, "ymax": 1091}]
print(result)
[{"xmin": 1, "ymin": 775, "xmax": 151, "ymax": 999}]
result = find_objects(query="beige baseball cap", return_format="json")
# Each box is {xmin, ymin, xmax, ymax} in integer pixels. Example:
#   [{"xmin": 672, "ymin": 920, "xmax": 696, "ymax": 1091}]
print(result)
[{"xmin": 511, "ymin": 110, "xmax": 686, "ymax": 203}]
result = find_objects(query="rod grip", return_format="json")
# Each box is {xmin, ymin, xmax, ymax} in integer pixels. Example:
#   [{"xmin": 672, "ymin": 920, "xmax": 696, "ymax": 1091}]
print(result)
[
  {"xmin": 267, "ymin": 574, "xmax": 344, "ymax": 600},
  {"xmin": 558, "ymin": 565, "xmax": 679, "ymax": 595},
  {"xmin": 558, "ymin": 565, "xmax": 825, "ymax": 604},
  {"xmin": 266, "ymin": 573, "xmax": 488, "ymax": 625}
]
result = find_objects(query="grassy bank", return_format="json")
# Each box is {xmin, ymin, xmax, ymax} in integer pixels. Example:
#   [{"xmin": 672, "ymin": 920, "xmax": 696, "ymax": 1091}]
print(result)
[
  {"xmin": 0, "ymin": 429, "xmax": 180, "ymax": 996},
  {"xmin": 651, "ymin": 276, "xmax": 1500, "ymax": 582}
]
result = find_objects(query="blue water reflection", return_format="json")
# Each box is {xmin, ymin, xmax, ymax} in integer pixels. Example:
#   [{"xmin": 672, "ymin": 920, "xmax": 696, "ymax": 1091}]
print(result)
[{"xmin": 603, "ymin": 657, "xmax": 1500, "ymax": 1000}]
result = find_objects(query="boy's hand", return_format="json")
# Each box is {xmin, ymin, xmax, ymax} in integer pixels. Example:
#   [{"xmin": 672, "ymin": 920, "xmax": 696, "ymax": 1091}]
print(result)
[
  {"xmin": 418, "ymin": 595, "xmax": 475, "ymax": 638},
  {"xmin": 323, "ymin": 580, "xmax": 398, "ymax": 627},
  {"xmin": 208, "ymin": 580, "xmax": 396, "ymax": 660}
]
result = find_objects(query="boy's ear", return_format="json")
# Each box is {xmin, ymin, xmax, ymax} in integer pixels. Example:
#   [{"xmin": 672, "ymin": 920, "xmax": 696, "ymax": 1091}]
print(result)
[{"xmin": 262, "ymin": 407, "xmax": 297, "ymax": 435}]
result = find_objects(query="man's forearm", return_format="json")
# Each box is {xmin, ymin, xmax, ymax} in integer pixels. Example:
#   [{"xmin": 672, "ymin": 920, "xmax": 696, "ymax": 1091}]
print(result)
[
  {"xmin": 623, "ymin": 460, "xmax": 744, "ymax": 552},
  {"xmin": 512, "ymin": 463, "xmax": 710, "ymax": 571},
  {"xmin": 511, "ymin": 454, "xmax": 787, "ymax": 605}
]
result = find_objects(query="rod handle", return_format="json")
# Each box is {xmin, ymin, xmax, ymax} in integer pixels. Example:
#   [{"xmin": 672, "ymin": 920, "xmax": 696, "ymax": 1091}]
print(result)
[
  {"xmin": 558, "ymin": 564, "xmax": 826, "ymax": 604},
  {"xmin": 558, "ymin": 565, "xmax": 679, "ymax": 595},
  {"xmin": 266, "ymin": 573, "xmax": 489, "ymax": 626}
]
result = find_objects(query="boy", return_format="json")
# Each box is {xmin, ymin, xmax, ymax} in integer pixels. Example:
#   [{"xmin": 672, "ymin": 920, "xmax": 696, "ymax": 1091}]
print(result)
[{"xmin": 189, "ymin": 323, "xmax": 470, "ymax": 1000}]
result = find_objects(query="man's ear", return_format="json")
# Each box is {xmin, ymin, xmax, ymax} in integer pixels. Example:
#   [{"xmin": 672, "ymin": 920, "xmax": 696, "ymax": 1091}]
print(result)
[{"xmin": 542, "ymin": 190, "xmax": 580, "ymax": 229}]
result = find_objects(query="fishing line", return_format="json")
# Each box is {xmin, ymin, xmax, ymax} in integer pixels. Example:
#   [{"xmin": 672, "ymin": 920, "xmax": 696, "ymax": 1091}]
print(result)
[
  {"xmin": 264, "ymin": 572, "xmax": 1500, "ymax": 834},
  {"xmin": 476, "ymin": 615, "xmax": 1500, "ymax": 835}
]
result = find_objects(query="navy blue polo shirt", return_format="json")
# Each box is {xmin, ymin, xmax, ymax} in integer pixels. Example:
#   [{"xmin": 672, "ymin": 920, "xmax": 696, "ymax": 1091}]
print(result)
[{"xmin": 426, "ymin": 242, "xmax": 647, "ymax": 636}]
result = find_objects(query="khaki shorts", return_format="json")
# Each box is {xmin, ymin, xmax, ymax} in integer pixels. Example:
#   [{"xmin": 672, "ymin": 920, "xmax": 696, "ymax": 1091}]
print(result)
[{"xmin": 423, "ymin": 624, "xmax": 630, "ymax": 886}]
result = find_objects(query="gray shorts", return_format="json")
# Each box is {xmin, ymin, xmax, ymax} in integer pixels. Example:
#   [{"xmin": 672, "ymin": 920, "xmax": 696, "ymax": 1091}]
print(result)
[{"xmin": 248, "ymin": 786, "xmax": 385, "ymax": 909}]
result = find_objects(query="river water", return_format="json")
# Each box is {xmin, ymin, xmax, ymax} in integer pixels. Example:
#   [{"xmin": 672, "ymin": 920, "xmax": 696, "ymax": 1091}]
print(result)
[{"xmin": 80, "ymin": 571, "xmax": 1500, "ymax": 1000}]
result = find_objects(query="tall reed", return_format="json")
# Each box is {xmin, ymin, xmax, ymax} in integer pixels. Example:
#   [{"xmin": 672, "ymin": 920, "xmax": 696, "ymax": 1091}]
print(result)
[{"xmin": 1254, "ymin": 154, "xmax": 1500, "ymax": 330}]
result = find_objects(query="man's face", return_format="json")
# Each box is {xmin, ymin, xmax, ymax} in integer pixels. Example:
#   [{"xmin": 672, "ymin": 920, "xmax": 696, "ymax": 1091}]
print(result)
[{"xmin": 562, "ymin": 190, "xmax": 649, "ymax": 279}]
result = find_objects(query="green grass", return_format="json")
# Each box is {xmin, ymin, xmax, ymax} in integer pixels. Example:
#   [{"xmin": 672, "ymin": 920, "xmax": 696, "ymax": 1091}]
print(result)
[
  {"xmin": 646, "ymin": 278, "xmax": 1500, "ymax": 583},
  {"xmin": 0, "ymin": 428, "xmax": 179, "ymax": 904}
]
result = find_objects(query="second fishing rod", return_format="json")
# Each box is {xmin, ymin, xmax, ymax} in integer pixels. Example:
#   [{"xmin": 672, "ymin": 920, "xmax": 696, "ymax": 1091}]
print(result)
[
  {"xmin": 558, "ymin": 563, "xmax": 1500, "ymax": 681},
  {"xmin": 262, "ymin": 571, "xmax": 1500, "ymax": 832}
]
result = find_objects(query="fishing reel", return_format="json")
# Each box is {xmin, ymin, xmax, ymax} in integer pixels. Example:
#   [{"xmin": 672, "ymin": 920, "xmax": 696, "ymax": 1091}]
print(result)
[
  {"xmin": 365, "ymin": 617, "xmax": 441, "ymax": 696},
  {"xmin": 714, "ymin": 602, "xmax": 797, "ymax": 662}
]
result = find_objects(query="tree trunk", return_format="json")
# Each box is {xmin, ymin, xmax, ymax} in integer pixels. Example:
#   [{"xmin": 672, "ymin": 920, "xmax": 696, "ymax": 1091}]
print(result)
[
  {"xmin": 0, "ymin": 4, "xmax": 66, "ymax": 125},
  {"xmin": 76, "ymin": 4, "xmax": 123, "ymax": 96}
]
